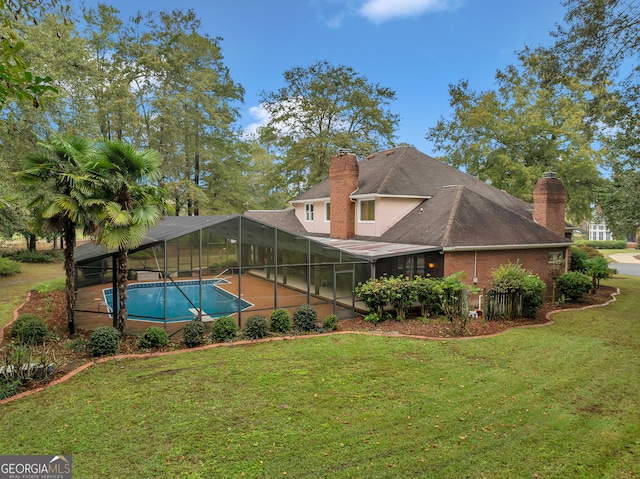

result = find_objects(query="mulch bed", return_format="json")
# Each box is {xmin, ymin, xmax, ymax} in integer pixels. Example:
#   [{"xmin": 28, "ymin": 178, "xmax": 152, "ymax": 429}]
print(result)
[{"xmin": 1, "ymin": 284, "xmax": 618, "ymax": 397}]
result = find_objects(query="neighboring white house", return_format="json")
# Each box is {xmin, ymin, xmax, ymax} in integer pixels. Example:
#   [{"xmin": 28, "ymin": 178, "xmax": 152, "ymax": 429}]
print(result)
[{"xmin": 587, "ymin": 221, "xmax": 615, "ymax": 241}]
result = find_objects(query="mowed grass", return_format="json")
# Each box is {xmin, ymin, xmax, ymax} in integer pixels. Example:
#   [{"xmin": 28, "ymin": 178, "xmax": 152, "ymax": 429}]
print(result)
[
  {"xmin": 1, "ymin": 277, "xmax": 639, "ymax": 478},
  {"xmin": 0, "ymin": 262, "xmax": 64, "ymax": 328}
]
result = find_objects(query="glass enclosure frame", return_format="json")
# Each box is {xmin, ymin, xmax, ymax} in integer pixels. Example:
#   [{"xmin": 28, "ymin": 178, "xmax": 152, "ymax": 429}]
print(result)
[{"xmin": 77, "ymin": 216, "xmax": 429, "ymax": 334}]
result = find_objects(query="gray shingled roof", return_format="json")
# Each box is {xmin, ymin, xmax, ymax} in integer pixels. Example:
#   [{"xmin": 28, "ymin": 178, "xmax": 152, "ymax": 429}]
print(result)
[
  {"xmin": 243, "ymin": 208, "xmax": 308, "ymax": 236},
  {"xmin": 293, "ymin": 146, "xmax": 533, "ymax": 219},
  {"xmin": 373, "ymin": 186, "xmax": 569, "ymax": 248},
  {"xmin": 282, "ymin": 146, "xmax": 571, "ymax": 249}
]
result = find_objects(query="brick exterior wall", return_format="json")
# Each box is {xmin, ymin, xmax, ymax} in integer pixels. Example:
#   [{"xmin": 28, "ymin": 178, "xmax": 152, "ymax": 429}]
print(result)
[
  {"xmin": 329, "ymin": 153, "xmax": 359, "ymax": 239},
  {"xmin": 444, "ymin": 247, "xmax": 569, "ymax": 297},
  {"xmin": 533, "ymin": 173, "xmax": 566, "ymax": 237}
]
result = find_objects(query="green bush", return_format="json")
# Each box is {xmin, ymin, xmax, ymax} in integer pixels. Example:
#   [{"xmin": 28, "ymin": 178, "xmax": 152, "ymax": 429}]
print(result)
[
  {"xmin": 244, "ymin": 315, "xmax": 268, "ymax": 340},
  {"xmin": 11, "ymin": 314, "xmax": 40, "ymax": 339},
  {"xmin": 11, "ymin": 314, "xmax": 48, "ymax": 345},
  {"xmin": 0, "ymin": 378, "xmax": 22, "ymax": 400},
  {"xmin": 137, "ymin": 326, "xmax": 169, "ymax": 349},
  {"xmin": 570, "ymin": 246, "xmax": 590, "ymax": 272},
  {"xmin": 386, "ymin": 275, "xmax": 417, "ymax": 320},
  {"xmin": 355, "ymin": 278, "xmax": 390, "ymax": 317},
  {"xmin": 414, "ymin": 276, "xmax": 440, "ymax": 318},
  {"xmin": 363, "ymin": 312, "xmax": 381, "ymax": 324},
  {"xmin": 269, "ymin": 308, "xmax": 291, "ymax": 333},
  {"xmin": 88, "ymin": 327, "xmax": 121, "ymax": 357},
  {"xmin": 522, "ymin": 274, "xmax": 546, "ymax": 319},
  {"xmin": 0, "ymin": 257, "xmax": 21, "ymax": 276},
  {"xmin": 556, "ymin": 272, "xmax": 592, "ymax": 302},
  {"xmin": 323, "ymin": 314, "xmax": 339, "ymax": 332},
  {"xmin": 183, "ymin": 320, "xmax": 206, "ymax": 348},
  {"xmin": 211, "ymin": 316, "xmax": 237, "ymax": 342},
  {"xmin": 292, "ymin": 304, "xmax": 318, "ymax": 332},
  {"xmin": 576, "ymin": 240, "xmax": 627, "ymax": 249},
  {"xmin": 490, "ymin": 262, "xmax": 545, "ymax": 319},
  {"xmin": 4, "ymin": 250, "xmax": 63, "ymax": 263}
]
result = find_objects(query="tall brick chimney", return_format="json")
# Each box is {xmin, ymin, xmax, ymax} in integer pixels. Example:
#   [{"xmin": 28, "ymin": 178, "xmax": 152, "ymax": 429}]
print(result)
[
  {"xmin": 533, "ymin": 172, "xmax": 566, "ymax": 237},
  {"xmin": 329, "ymin": 152, "xmax": 359, "ymax": 239}
]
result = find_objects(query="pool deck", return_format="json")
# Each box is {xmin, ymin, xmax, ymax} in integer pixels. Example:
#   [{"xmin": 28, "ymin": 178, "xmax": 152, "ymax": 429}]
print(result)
[{"xmin": 75, "ymin": 273, "xmax": 354, "ymax": 336}]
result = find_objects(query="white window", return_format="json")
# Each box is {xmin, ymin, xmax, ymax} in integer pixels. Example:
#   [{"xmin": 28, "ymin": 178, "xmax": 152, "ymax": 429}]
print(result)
[
  {"xmin": 305, "ymin": 203, "xmax": 314, "ymax": 222},
  {"xmin": 324, "ymin": 202, "xmax": 331, "ymax": 222},
  {"xmin": 359, "ymin": 199, "xmax": 375, "ymax": 222}
]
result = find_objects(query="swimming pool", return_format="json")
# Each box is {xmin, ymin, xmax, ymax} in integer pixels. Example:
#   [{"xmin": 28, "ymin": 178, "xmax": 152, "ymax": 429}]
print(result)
[{"xmin": 102, "ymin": 279, "xmax": 253, "ymax": 323}]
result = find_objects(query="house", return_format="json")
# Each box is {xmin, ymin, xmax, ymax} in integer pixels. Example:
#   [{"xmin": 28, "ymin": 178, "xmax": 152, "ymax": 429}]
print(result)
[
  {"xmin": 73, "ymin": 146, "xmax": 572, "ymax": 333},
  {"xmin": 247, "ymin": 146, "xmax": 572, "ymax": 293}
]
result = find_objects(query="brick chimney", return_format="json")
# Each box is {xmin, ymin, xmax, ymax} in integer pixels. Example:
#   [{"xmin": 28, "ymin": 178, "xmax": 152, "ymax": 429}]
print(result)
[
  {"xmin": 329, "ymin": 152, "xmax": 359, "ymax": 239},
  {"xmin": 533, "ymin": 172, "xmax": 566, "ymax": 237}
]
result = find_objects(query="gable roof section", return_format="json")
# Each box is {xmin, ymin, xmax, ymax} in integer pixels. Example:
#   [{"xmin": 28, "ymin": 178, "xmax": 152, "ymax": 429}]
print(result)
[
  {"xmin": 244, "ymin": 208, "xmax": 308, "ymax": 236},
  {"xmin": 375, "ymin": 186, "xmax": 570, "ymax": 248},
  {"xmin": 293, "ymin": 147, "xmax": 533, "ymax": 219}
]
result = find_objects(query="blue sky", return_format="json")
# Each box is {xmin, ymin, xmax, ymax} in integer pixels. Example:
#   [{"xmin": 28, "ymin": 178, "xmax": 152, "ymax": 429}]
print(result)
[{"xmin": 77, "ymin": 0, "xmax": 567, "ymax": 155}]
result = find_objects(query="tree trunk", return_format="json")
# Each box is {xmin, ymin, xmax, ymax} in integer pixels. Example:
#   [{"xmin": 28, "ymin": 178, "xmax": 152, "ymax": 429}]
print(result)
[
  {"xmin": 116, "ymin": 246, "xmax": 129, "ymax": 333},
  {"xmin": 63, "ymin": 222, "xmax": 76, "ymax": 336},
  {"xmin": 28, "ymin": 234, "xmax": 37, "ymax": 252},
  {"xmin": 194, "ymin": 151, "xmax": 200, "ymax": 216}
]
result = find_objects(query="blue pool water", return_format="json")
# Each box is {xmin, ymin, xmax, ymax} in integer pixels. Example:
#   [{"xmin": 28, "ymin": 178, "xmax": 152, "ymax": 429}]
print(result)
[{"xmin": 102, "ymin": 279, "xmax": 252, "ymax": 323}]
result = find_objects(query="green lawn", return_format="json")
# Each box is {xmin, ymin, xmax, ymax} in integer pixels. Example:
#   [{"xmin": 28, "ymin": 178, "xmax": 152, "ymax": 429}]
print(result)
[
  {"xmin": 1, "ymin": 277, "xmax": 639, "ymax": 478},
  {"xmin": 0, "ymin": 262, "xmax": 64, "ymax": 328}
]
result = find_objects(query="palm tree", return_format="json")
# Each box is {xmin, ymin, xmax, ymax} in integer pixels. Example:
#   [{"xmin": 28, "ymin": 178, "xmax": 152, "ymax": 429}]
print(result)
[
  {"xmin": 18, "ymin": 135, "xmax": 99, "ymax": 335},
  {"xmin": 93, "ymin": 140, "xmax": 167, "ymax": 333}
]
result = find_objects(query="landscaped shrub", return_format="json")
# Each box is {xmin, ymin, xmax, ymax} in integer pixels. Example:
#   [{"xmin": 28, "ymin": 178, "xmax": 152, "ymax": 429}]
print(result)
[
  {"xmin": 489, "ymin": 262, "xmax": 545, "ymax": 319},
  {"xmin": 0, "ymin": 257, "xmax": 21, "ymax": 276},
  {"xmin": 11, "ymin": 314, "xmax": 48, "ymax": 345},
  {"xmin": 434, "ymin": 273, "xmax": 475, "ymax": 335},
  {"xmin": 386, "ymin": 275, "xmax": 417, "ymax": 320},
  {"xmin": 556, "ymin": 272, "xmax": 592, "ymax": 302},
  {"xmin": 414, "ymin": 276, "xmax": 440, "ymax": 317},
  {"xmin": 88, "ymin": 327, "xmax": 121, "ymax": 357},
  {"xmin": 269, "ymin": 308, "xmax": 291, "ymax": 333},
  {"xmin": 11, "ymin": 314, "xmax": 40, "ymax": 339},
  {"xmin": 576, "ymin": 239, "xmax": 627, "ymax": 249},
  {"xmin": 244, "ymin": 315, "xmax": 268, "ymax": 340},
  {"xmin": 211, "ymin": 316, "xmax": 237, "ymax": 342},
  {"xmin": 570, "ymin": 246, "xmax": 590, "ymax": 272},
  {"xmin": 0, "ymin": 378, "xmax": 22, "ymax": 400},
  {"xmin": 521, "ymin": 274, "xmax": 546, "ymax": 319},
  {"xmin": 323, "ymin": 314, "xmax": 338, "ymax": 332},
  {"xmin": 355, "ymin": 278, "xmax": 390, "ymax": 317},
  {"xmin": 292, "ymin": 304, "xmax": 318, "ymax": 332},
  {"xmin": 137, "ymin": 326, "xmax": 169, "ymax": 349},
  {"xmin": 183, "ymin": 320, "xmax": 206, "ymax": 348},
  {"xmin": 363, "ymin": 312, "xmax": 381, "ymax": 324}
]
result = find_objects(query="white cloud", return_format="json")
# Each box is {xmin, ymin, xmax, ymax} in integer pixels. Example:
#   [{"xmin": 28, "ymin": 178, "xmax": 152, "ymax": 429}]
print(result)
[
  {"xmin": 243, "ymin": 105, "xmax": 271, "ymax": 138},
  {"xmin": 358, "ymin": 0, "xmax": 458, "ymax": 23}
]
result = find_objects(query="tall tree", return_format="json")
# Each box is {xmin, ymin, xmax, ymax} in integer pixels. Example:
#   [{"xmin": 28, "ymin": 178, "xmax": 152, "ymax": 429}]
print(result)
[
  {"xmin": 1, "ymin": 12, "xmax": 99, "ymax": 248},
  {"xmin": 18, "ymin": 134, "xmax": 99, "ymax": 335},
  {"xmin": 258, "ymin": 60, "xmax": 399, "ymax": 193},
  {"xmin": 93, "ymin": 140, "xmax": 167, "ymax": 333},
  {"xmin": 426, "ymin": 49, "xmax": 611, "ymax": 222},
  {"xmin": 596, "ymin": 171, "xmax": 640, "ymax": 238},
  {"xmin": 129, "ymin": 9, "xmax": 245, "ymax": 215},
  {"xmin": 0, "ymin": 0, "xmax": 60, "ymax": 110},
  {"xmin": 552, "ymin": 0, "xmax": 640, "ymax": 235}
]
